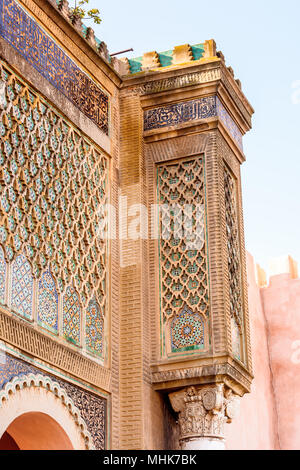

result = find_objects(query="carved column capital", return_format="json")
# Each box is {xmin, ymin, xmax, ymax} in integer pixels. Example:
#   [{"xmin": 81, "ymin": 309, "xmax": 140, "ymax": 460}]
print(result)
[{"xmin": 169, "ymin": 384, "xmax": 240, "ymax": 449}]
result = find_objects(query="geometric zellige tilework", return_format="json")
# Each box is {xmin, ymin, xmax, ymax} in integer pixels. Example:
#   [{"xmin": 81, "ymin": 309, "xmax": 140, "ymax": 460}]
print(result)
[
  {"xmin": 224, "ymin": 166, "xmax": 243, "ymax": 360},
  {"xmin": 0, "ymin": 246, "xmax": 6, "ymax": 304},
  {"xmin": 63, "ymin": 286, "xmax": 81, "ymax": 346},
  {"xmin": 37, "ymin": 269, "xmax": 58, "ymax": 333},
  {"xmin": 157, "ymin": 156, "xmax": 209, "ymax": 355},
  {"xmin": 0, "ymin": 59, "xmax": 107, "ymax": 313},
  {"xmin": 86, "ymin": 297, "xmax": 104, "ymax": 358},
  {"xmin": 170, "ymin": 306, "xmax": 205, "ymax": 353},
  {"xmin": 11, "ymin": 253, "xmax": 33, "ymax": 319}
]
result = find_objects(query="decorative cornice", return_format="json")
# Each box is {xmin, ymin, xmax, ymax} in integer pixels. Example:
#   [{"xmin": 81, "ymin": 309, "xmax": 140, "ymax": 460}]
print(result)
[
  {"xmin": 0, "ymin": 372, "xmax": 94, "ymax": 449},
  {"xmin": 220, "ymin": 68, "xmax": 253, "ymax": 128},
  {"xmin": 139, "ymin": 68, "xmax": 221, "ymax": 95},
  {"xmin": 151, "ymin": 361, "xmax": 252, "ymax": 394},
  {"xmin": 0, "ymin": 308, "xmax": 111, "ymax": 392},
  {"xmin": 126, "ymin": 63, "xmax": 253, "ymax": 133}
]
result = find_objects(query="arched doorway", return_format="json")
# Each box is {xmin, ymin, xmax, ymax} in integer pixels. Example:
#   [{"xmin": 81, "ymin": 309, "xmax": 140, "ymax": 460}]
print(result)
[
  {"xmin": 0, "ymin": 373, "xmax": 93, "ymax": 450},
  {"xmin": 0, "ymin": 412, "xmax": 73, "ymax": 450}
]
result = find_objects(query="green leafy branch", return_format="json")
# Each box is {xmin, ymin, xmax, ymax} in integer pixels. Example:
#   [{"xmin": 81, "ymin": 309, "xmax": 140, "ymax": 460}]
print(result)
[{"xmin": 70, "ymin": 0, "xmax": 101, "ymax": 25}]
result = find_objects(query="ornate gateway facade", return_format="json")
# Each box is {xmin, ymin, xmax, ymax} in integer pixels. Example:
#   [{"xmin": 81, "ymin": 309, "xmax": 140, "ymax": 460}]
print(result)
[{"xmin": 0, "ymin": 0, "xmax": 254, "ymax": 450}]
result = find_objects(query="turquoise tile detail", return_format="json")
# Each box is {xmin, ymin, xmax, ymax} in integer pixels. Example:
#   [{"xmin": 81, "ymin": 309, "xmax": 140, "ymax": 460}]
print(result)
[
  {"xmin": 128, "ymin": 57, "xmax": 143, "ymax": 74},
  {"xmin": 158, "ymin": 50, "xmax": 173, "ymax": 67},
  {"xmin": 81, "ymin": 24, "xmax": 88, "ymax": 37},
  {"xmin": 191, "ymin": 44, "xmax": 205, "ymax": 60},
  {"xmin": 128, "ymin": 42, "xmax": 206, "ymax": 73}
]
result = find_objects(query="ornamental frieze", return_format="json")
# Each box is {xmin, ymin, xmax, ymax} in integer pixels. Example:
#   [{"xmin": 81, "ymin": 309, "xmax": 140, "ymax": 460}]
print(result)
[
  {"xmin": 140, "ymin": 69, "xmax": 221, "ymax": 95},
  {"xmin": 144, "ymin": 96, "xmax": 217, "ymax": 131},
  {"xmin": 144, "ymin": 96, "xmax": 243, "ymax": 150}
]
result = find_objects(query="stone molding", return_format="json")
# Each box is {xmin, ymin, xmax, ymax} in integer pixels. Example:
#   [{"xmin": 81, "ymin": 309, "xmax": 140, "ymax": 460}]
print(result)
[
  {"xmin": 139, "ymin": 68, "xmax": 221, "ymax": 95},
  {"xmin": 125, "ymin": 66, "xmax": 252, "ymax": 130},
  {"xmin": 151, "ymin": 361, "xmax": 252, "ymax": 395}
]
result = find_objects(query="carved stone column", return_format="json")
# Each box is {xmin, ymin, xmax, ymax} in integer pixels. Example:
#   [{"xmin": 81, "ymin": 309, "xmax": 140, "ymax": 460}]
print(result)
[{"xmin": 169, "ymin": 384, "xmax": 240, "ymax": 450}]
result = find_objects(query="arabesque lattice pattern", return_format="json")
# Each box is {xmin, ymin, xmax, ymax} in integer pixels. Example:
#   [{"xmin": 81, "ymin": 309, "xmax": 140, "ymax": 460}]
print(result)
[
  {"xmin": 157, "ymin": 157, "xmax": 209, "ymax": 354},
  {"xmin": 0, "ymin": 246, "xmax": 6, "ymax": 304},
  {"xmin": 11, "ymin": 253, "xmax": 33, "ymax": 319},
  {"xmin": 0, "ymin": 59, "xmax": 108, "ymax": 313},
  {"xmin": 63, "ymin": 286, "xmax": 81, "ymax": 345},
  {"xmin": 224, "ymin": 166, "xmax": 243, "ymax": 359},
  {"xmin": 86, "ymin": 297, "xmax": 104, "ymax": 357},
  {"xmin": 37, "ymin": 268, "xmax": 58, "ymax": 333}
]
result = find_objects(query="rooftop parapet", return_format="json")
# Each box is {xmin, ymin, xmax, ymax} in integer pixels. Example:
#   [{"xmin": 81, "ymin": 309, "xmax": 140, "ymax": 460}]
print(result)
[
  {"xmin": 256, "ymin": 255, "xmax": 299, "ymax": 289},
  {"xmin": 120, "ymin": 39, "xmax": 218, "ymax": 75},
  {"xmin": 117, "ymin": 39, "xmax": 246, "ymax": 100},
  {"xmin": 256, "ymin": 264, "xmax": 267, "ymax": 288},
  {"xmin": 46, "ymin": 0, "xmax": 110, "ymax": 62},
  {"xmin": 269, "ymin": 255, "xmax": 299, "ymax": 280},
  {"xmin": 45, "ymin": 1, "xmax": 244, "ymax": 91}
]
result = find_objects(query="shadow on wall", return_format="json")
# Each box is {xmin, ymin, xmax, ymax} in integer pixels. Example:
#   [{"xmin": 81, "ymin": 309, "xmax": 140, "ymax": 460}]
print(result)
[{"xmin": 163, "ymin": 395, "xmax": 181, "ymax": 450}]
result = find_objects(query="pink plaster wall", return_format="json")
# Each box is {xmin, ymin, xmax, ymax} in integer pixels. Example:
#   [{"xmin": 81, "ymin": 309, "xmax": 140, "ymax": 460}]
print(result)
[
  {"xmin": 225, "ymin": 252, "xmax": 278, "ymax": 450},
  {"xmin": 261, "ymin": 272, "xmax": 300, "ymax": 450}
]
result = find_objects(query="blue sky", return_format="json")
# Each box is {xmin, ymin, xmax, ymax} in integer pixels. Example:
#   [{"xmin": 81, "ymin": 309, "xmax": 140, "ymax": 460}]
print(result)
[{"xmin": 83, "ymin": 0, "xmax": 300, "ymax": 272}]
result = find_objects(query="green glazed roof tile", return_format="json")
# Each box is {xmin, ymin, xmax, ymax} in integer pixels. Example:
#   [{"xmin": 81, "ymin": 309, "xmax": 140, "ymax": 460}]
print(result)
[
  {"xmin": 127, "ymin": 42, "xmax": 208, "ymax": 74},
  {"xmin": 158, "ymin": 50, "xmax": 173, "ymax": 67},
  {"xmin": 128, "ymin": 57, "xmax": 143, "ymax": 74},
  {"xmin": 191, "ymin": 44, "xmax": 205, "ymax": 60}
]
